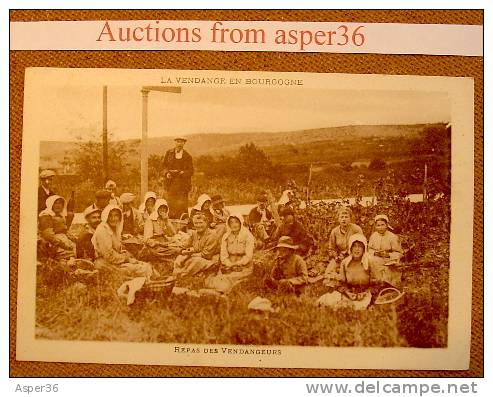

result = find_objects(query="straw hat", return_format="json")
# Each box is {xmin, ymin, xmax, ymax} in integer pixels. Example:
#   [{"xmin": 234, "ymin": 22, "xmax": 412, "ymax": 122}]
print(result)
[{"xmin": 275, "ymin": 236, "xmax": 299, "ymax": 250}]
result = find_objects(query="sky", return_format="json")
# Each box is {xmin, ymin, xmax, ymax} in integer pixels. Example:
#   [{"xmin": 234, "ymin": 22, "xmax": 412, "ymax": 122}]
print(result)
[{"xmin": 24, "ymin": 69, "xmax": 451, "ymax": 142}]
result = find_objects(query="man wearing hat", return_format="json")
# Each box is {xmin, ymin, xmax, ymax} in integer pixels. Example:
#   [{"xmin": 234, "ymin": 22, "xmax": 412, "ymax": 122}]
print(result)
[
  {"xmin": 248, "ymin": 191, "xmax": 273, "ymax": 224},
  {"xmin": 248, "ymin": 191, "xmax": 274, "ymax": 247},
  {"xmin": 120, "ymin": 192, "xmax": 144, "ymax": 237},
  {"xmin": 84, "ymin": 190, "xmax": 112, "ymax": 214},
  {"xmin": 38, "ymin": 169, "xmax": 56, "ymax": 214},
  {"xmin": 264, "ymin": 236, "xmax": 308, "ymax": 295},
  {"xmin": 211, "ymin": 194, "xmax": 230, "ymax": 225},
  {"xmin": 163, "ymin": 137, "xmax": 194, "ymax": 219},
  {"xmin": 76, "ymin": 206, "xmax": 101, "ymax": 260}
]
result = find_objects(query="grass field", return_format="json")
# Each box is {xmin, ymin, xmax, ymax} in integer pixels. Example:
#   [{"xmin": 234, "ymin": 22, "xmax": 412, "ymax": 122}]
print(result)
[{"xmin": 35, "ymin": 258, "xmax": 447, "ymax": 347}]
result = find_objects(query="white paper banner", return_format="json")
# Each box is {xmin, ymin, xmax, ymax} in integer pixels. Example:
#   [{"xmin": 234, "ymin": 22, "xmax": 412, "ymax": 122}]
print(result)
[{"xmin": 10, "ymin": 20, "xmax": 483, "ymax": 56}]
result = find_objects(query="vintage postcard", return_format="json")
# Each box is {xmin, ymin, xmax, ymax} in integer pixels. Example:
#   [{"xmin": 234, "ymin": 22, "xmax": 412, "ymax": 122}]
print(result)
[{"xmin": 15, "ymin": 68, "xmax": 474, "ymax": 369}]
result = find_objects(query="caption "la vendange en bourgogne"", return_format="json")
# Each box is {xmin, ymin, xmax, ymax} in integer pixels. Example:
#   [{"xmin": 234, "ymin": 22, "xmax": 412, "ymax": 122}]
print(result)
[{"xmin": 96, "ymin": 20, "xmax": 366, "ymax": 51}]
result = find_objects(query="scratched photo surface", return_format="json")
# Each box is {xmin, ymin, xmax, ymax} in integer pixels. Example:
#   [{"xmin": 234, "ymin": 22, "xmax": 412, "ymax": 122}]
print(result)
[{"xmin": 16, "ymin": 68, "xmax": 473, "ymax": 369}]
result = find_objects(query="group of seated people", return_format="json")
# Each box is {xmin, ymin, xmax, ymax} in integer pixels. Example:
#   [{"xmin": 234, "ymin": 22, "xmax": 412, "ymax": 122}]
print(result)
[
  {"xmin": 37, "ymin": 177, "xmax": 403, "ymax": 301},
  {"xmin": 318, "ymin": 207, "xmax": 404, "ymax": 307}
]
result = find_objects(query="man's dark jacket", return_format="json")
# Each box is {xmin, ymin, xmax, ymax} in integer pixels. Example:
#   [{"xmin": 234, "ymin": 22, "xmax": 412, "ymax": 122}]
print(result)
[{"xmin": 163, "ymin": 149, "xmax": 194, "ymax": 194}]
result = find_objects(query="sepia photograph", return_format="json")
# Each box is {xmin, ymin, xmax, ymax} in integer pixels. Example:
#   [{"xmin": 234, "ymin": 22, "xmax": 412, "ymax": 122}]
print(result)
[{"xmin": 15, "ymin": 68, "xmax": 474, "ymax": 369}]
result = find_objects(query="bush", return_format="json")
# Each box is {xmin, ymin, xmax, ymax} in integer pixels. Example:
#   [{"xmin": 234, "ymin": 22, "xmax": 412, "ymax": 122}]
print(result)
[
  {"xmin": 340, "ymin": 161, "xmax": 353, "ymax": 172},
  {"xmin": 195, "ymin": 143, "xmax": 284, "ymax": 182},
  {"xmin": 368, "ymin": 158, "xmax": 387, "ymax": 171}
]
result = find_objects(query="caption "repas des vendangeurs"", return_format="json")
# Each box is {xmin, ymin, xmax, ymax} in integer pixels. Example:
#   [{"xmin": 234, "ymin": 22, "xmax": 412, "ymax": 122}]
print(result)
[{"xmin": 96, "ymin": 20, "xmax": 366, "ymax": 51}]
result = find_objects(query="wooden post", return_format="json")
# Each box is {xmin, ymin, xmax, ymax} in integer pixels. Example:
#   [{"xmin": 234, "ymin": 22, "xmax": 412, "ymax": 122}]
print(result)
[
  {"xmin": 102, "ymin": 86, "xmax": 109, "ymax": 181},
  {"xmin": 141, "ymin": 89, "xmax": 149, "ymax": 199},
  {"xmin": 267, "ymin": 189, "xmax": 281, "ymax": 227},
  {"xmin": 306, "ymin": 163, "xmax": 313, "ymax": 202},
  {"xmin": 140, "ymin": 86, "xmax": 182, "ymax": 199},
  {"xmin": 423, "ymin": 163, "xmax": 428, "ymax": 203}
]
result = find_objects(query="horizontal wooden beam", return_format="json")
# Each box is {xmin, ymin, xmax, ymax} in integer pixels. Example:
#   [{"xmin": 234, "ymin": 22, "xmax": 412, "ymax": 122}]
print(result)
[{"xmin": 141, "ymin": 86, "xmax": 182, "ymax": 94}]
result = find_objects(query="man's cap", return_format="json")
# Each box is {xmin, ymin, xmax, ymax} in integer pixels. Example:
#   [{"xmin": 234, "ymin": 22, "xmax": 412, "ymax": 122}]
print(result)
[
  {"xmin": 211, "ymin": 194, "xmax": 225, "ymax": 204},
  {"xmin": 275, "ymin": 236, "xmax": 299, "ymax": 250},
  {"xmin": 256, "ymin": 193, "xmax": 268, "ymax": 203},
  {"xmin": 83, "ymin": 206, "xmax": 101, "ymax": 219},
  {"xmin": 174, "ymin": 136, "xmax": 187, "ymax": 142},
  {"xmin": 120, "ymin": 192, "xmax": 136, "ymax": 204},
  {"xmin": 39, "ymin": 169, "xmax": 56, "ymax": 179},
  {"xmin": 95, "ymin": 190, "xmax": 112, "ymax": 199}
]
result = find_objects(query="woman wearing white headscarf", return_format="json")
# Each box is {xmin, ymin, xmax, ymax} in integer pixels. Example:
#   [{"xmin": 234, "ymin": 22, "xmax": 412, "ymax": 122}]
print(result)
[
  {"xmin": 317, "ymin": 234, "xmax": 374, "ymax": 310},
  {"xmin": 188, "ymin": 193, "xmax": 213, "ymax": 228},
  {"xmin": 92, "ymin": 204, "xmax": 154, "ymax": 280},
  {"xmin": 339, "ymin": 234, "xmax": 372, "ymax": 287},
  {"xmin": 143, "ymin": 199, "xmax": 180, "ymax": 260},
  {"xmin": 368, "ymin": 214, "xmax": 403, "ymax": 287},
  {"xmin": 368, "ymin": 214, "xmax": 403, "ymax": 261},
  {"xmin": 138, "ymin": 191, "xmax": 158, "ymax": 222},
  {"xmin": 205, "ymin": 212, "xmax": 255, "ymax": 294},
  {"xmin": 38, "ymin": 195, "xmax": 75, "ymax": 260},
  {"xmin": 220, "ymin": 212, "xmax": 255, "ymax": 271}
]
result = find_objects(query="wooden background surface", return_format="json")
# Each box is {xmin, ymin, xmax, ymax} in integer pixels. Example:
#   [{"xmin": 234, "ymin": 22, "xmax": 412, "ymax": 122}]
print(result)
[{"xmin": 9, "ymin": 9, "xmax": 483, "ymax": 377}]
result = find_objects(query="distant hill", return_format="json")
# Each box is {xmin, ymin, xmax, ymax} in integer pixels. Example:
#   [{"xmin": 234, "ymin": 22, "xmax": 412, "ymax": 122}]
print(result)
[
  {"xmin": 39, "ymin": 123, "xmax": 445, "ymax": 170},
  {"xmin": 145, "ymin": 124, "xmax": 430, "ymax": 157}
]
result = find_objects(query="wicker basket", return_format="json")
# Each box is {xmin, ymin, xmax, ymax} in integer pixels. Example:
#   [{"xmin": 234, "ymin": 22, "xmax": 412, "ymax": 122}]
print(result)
[{"xmin": 139, "ymin": 276, "xmax": 176, "ymax": 299}]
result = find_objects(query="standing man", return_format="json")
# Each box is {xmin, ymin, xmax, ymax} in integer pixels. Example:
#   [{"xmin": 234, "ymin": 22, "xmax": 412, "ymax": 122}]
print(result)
[
  {"xmin": 38, "ymin": 169, "xmax": 56, "ymax": 214},
  {"xmin": 163, "ymin": 136, "xmax": 194, "ymax": 219}
]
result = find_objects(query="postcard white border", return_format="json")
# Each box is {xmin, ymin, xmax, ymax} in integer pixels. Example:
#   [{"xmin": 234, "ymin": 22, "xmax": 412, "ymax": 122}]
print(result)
[{"xmin": 16, "ymin": 68, "xmax": 474, "ymax": 369}]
